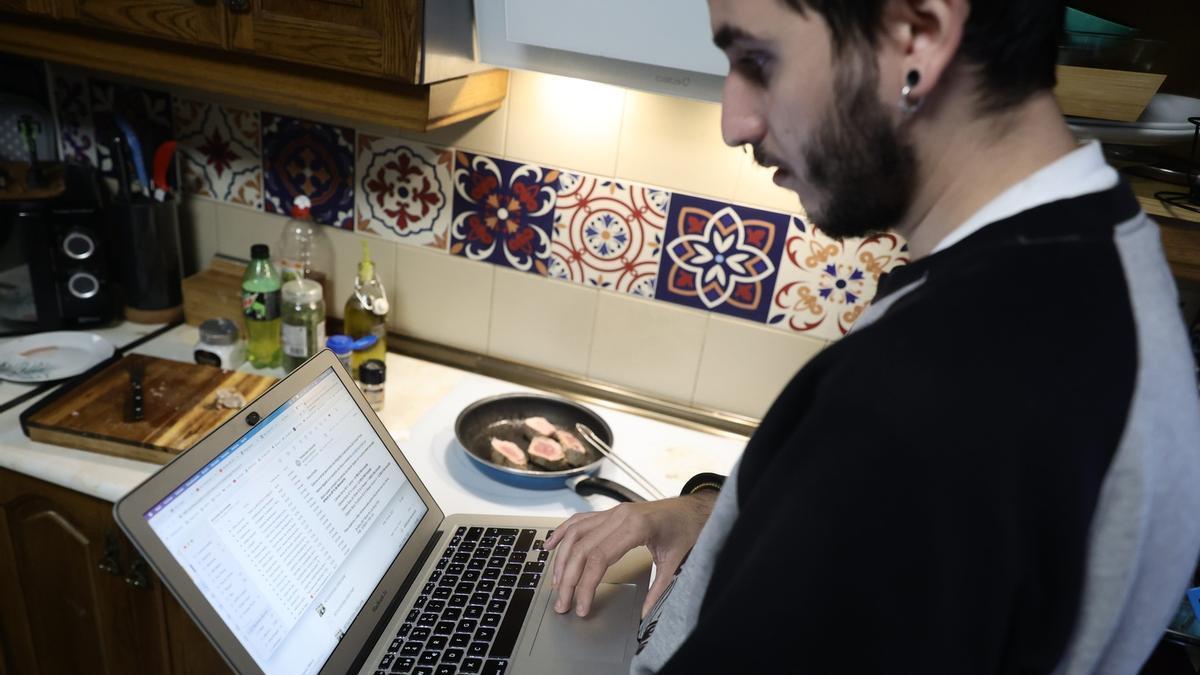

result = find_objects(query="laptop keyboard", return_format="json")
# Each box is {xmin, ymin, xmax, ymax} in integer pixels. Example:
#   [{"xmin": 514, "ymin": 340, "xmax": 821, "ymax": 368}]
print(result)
[{"xmin": 373, "ymin": 526, "xmax": 552, "ymax": 675}]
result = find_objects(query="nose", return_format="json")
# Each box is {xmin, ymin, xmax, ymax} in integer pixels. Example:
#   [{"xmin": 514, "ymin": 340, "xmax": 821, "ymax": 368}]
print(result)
[{"xmin": 720, "ymin": 74, "xmax": 766, "ymax": 148}]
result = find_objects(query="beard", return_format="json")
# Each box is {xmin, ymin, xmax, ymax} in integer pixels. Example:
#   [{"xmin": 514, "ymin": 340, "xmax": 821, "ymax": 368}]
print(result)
[{"xmin": 758, "ymin": 57, "xmax": 918, "ymax": 240}]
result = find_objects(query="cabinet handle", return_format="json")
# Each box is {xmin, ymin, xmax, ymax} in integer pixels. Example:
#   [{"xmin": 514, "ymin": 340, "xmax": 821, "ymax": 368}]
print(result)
[
  {"xmin": 97, "ymin": 533, "xmax": 122, "ymax": 576},
  {"xmin": 124, "ymin": 559, "xmax": 151, "ymax": 590},
  {"xmin": 225, "ymin": 0, "xmax": 250, "ymax": 13}
]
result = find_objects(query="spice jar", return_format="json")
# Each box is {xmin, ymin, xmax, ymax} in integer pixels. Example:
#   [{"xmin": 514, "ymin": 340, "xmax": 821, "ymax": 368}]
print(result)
[
  {"xmin": 326, "ymin": 334, "xmax": 353, "ymax": 373},
  {"xmin": 281, "ymin": 278, "xmax": 325, "ymax": 372},
  {"xmin": 194, "ymin": 318, "xmax": 245, "ymax": 370},
  {"xmin": 358, "ymin": 358, "xmax": 385, "ymax": 411}
]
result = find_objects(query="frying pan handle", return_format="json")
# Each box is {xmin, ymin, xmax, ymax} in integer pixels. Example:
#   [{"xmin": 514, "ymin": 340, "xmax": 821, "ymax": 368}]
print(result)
[{"xmin": 569, "ymin": 476, "xmax": 645, "ymax": 503}]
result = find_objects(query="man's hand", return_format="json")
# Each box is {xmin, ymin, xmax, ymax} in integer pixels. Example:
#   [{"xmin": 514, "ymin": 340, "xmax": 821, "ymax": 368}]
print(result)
[{"xmin": 544, "ymin": 492, "xmax": 718, "ymax": 618}]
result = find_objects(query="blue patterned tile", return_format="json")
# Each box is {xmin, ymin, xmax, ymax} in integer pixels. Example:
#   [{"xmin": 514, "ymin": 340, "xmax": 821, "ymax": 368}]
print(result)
[
  {"xmin": 549, "ymin": 172, "xmax": 669, "ymax": 298},
  {"xmin": 261, "ymin": 113, "xmax": 354, "ymax": 228},
  {"xmin": 90, "ymin": 79, "xmax": 174, "ymax": 192},
  {"xmin": 52, "ymin": 70, "xmax": 97, "ymax": 166},
  {"xmin": 356, "ymin": 133, "xmax": 453, "ymax": 250},
  {"xmin": 173, "ymin": 97, "xmax": 262, "ymax": 209},
  {"xmin": 450, "ymin": 152, "xmax": 560, "ymax": 274},
  {"xmin": 654, "ymin": 194, "xmax": 787, "ymax": 322}
]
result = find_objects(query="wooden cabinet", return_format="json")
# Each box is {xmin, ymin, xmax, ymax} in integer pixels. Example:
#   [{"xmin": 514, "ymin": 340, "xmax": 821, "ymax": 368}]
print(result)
[
  {"xmin": 0, "ymin": 0, "xmax": 506, "ymax": 132},
  {"xmin": 0, "ymin": 468, "xmax": 230, "ymax": 675},
  {"xmin": 229, "ymin": 0, "xmax": 422, "ymax": 79},
  {"xmin": 61, "ymin": 0, "xmax": 228, "ymax": 46},
  {"xmin": 0, "ymin": 0, "xmax": 54, "ymax": 15}
]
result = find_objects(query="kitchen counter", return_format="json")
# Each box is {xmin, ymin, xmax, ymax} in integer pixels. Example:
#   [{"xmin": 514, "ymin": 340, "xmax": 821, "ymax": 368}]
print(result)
[{"xmin": 0, "ymin": 324, "xmax": 747, "ymax": 515}]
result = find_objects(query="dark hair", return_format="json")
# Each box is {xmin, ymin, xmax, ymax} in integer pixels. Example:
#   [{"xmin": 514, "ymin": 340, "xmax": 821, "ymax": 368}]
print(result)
[{"xmin": 781, "ymin": 0, "xmax": 1065, "ymax": 113}]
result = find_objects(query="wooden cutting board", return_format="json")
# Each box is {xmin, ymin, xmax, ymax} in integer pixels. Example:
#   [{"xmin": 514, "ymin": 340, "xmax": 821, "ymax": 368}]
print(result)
[{"xmin": 23, "ymin": 354, "xmax": 277, "ymax": 464}]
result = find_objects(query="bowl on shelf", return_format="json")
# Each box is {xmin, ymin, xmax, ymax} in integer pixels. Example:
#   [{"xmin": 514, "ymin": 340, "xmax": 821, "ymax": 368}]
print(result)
[{"xmin": 1068, "ymin": 94, "xmax": 1200, "ymax": 147}]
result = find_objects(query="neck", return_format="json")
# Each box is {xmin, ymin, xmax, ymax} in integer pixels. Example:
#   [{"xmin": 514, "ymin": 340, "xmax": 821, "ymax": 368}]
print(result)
[{"xmin": 895, "ymin": 91, "xmax": 1079, "ymax": 259}]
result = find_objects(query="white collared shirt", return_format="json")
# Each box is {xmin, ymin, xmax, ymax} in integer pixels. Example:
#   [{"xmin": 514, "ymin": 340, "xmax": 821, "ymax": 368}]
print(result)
[{"xmin": 931, "ymin": 141, "xmax": 1119, "ymax": 254}]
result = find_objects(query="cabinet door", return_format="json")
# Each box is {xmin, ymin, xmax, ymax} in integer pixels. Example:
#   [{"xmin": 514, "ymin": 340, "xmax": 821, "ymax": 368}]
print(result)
[
  {"xmin": 0, "ymin": 0, "xmax": 56, "ymax": 15},
  {"xmin": 0, "ymin": 470, "xmax": 171, "ymax": 675},
  {"xmin": 229, "ymin": 0, "xmax": 422, "ymax": 80},
  {"xmin": 163, "ymin": 590, "xmax": 234, "ymax": 675},
  {"xmin": 60, "ymin": 0, "xmax": 228, "ymax": 47}
]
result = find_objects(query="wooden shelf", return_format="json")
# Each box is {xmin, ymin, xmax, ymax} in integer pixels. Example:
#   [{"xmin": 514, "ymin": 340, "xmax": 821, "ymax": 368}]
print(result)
[{"xmin": 0, "ymin": 15, "xmax": 508, "ymax": 132}]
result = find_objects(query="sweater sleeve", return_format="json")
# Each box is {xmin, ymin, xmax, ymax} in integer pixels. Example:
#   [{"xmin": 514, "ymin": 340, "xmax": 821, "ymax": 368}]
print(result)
[{"xmin": 655, "ymin": 420, "xmax": 1031, "ymax": 674}]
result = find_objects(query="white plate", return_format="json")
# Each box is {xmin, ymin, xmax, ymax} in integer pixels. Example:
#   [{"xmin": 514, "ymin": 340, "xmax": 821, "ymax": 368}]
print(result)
[
  {"xmin": 1068, "ymin": 94, "xmax": 1200, "ymax": 147},
  {"xmin": 0, "ymin": 332, "xmax": 115, "ymax": 383}
]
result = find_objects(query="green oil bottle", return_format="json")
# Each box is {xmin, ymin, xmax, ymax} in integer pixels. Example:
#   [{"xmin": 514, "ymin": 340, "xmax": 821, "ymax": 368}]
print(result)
[{"xmin": 242, "ymin": 244, "xmax": 282, "ymax": 368}]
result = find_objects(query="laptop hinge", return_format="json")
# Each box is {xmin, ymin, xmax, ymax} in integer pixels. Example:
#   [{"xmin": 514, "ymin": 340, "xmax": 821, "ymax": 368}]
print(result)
[{"xmin": 347, "ymin": 529, "xmax": 445, "ymax": 672}]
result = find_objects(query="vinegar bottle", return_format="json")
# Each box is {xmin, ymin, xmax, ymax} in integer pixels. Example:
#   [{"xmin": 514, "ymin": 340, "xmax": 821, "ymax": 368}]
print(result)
[{"xmin": 343, "ymin": 241, "xmax": 388, "ymax": 379}]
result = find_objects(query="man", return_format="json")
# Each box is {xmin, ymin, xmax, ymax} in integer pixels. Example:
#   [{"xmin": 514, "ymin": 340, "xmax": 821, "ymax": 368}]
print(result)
[{"xmin": 546, "ymin": 0, "xmax": 1200, "ymax": 672}]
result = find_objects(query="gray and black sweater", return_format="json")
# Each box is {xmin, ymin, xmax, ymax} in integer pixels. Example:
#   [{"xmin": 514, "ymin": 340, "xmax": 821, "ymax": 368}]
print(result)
[{"xmin": 633, "ymin": 183, "xmax": 1200, "ymax": 674}]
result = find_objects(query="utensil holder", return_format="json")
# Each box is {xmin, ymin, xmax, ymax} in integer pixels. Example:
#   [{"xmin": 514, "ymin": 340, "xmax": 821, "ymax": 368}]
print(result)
[{"xmin": 110, "ymin": 197, "xmax": 184, "ymax": 323}]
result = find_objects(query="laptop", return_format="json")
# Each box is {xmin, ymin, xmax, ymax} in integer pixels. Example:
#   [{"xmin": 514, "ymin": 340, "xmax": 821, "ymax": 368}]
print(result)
[{"xmin": 114, "ymin": 350, "xmax": 651, "ymax": 675}]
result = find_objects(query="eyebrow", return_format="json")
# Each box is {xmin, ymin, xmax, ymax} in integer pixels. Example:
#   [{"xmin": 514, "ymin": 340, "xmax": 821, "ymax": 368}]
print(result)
[{"xmin": 713, "ymin": 25, "xmax": 760, "ymax": 50}]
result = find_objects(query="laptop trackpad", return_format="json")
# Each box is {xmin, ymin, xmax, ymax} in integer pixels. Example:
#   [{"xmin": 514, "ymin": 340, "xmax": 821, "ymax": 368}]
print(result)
[{"xmin": 529, "ymin": 583, "xmax": 640, "ymax": 664}]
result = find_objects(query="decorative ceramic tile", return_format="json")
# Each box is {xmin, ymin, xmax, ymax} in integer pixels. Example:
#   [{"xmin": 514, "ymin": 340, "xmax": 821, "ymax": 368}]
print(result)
[
  {"xmin": 89, "ymin": 79, "xmax": 174, "ymax": 191},
  {"xmin": 549, "ymin": 173, "xmax": 669, "ymax": 298},
  {"xmin": 173, "ymin": 97, "xmax": 262, "ymax": 209},
  {"xmin": 261, "ymin": 113, "xmax": 355, "ymax": 229},
  {"xmin": 654, "ymin": 194, "xmax": 787, "ymax": 322},
  {"xmin": 355, "ymin": 134, "xmax": 453, "ymax": 250},
  {"xmin": 450, "ymin": 152, "xmax": 560, "ymax": 274},
  {"xmin": 52, "ymin": 70, "xmax": 97, "ymax": 165},
  {"xmin": 768, "ymin": 215, "xmax": 909, "ymax": 340}
]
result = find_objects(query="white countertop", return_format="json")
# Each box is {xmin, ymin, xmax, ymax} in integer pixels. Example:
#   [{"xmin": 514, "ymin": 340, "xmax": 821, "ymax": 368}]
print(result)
[{"xmin": 0, "ymin": 324, "xmax": 747, "ymax": 516}]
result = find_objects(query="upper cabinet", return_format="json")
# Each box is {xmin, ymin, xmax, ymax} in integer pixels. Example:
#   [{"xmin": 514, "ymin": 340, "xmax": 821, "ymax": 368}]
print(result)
[
  {"xmin": 0, "ymin": 0, "xmax": 53, "ymax": 15},
  {"xmin": 228, "ymin": 0, "xmax": 422, "ymax": 80},
  {"xmin": 0, "ymin": 0, "xmax": 505, "ymax": 132},
  {"xmin": 61, "ymin": 0, "xmax": 228, "ymax": 47}
]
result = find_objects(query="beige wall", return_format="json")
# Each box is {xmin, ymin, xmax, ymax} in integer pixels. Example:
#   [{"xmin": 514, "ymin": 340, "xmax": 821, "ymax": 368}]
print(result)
[{"xmin": 180, "ymin": 69, "xmax": 829, "ymax": 419}]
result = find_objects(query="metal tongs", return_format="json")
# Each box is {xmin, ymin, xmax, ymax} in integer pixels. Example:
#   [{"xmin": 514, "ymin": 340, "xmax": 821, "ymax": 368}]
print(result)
[{"xmin": 576, "ymin": 423, "xmax": 666, "ymax": 500}]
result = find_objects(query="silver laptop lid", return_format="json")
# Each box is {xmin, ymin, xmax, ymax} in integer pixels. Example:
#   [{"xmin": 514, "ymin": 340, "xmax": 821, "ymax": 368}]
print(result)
[{"xmin": 115, "ymin": 350, "xmax": 447, "ymax": 675}]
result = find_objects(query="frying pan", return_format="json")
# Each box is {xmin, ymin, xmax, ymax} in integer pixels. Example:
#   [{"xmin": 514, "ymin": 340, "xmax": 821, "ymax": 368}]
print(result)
[{"xmin": 454, "ymin": 393, "xmax": 645, "ymax": 503}]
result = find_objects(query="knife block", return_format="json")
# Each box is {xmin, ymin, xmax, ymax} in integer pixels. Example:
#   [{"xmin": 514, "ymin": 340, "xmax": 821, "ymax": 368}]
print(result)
[{"xmin": 111, "ymin": 197, "xmax": 184, "ymax": 324}]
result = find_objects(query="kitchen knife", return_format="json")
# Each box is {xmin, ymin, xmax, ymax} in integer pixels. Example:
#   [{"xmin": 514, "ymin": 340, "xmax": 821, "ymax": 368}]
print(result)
[{"xmin": 125, "ymin": 360, "xmax": 145, "ymax": 423}]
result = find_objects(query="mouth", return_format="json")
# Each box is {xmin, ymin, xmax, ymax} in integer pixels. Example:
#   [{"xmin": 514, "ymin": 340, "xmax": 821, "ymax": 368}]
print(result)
[{"xmin": 771, "ymin": 166, "xmax": 794, "ymax": 187}]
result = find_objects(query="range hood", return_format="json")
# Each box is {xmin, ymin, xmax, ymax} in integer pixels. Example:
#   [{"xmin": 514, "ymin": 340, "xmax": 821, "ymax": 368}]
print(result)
[{"xmin": 475, "ymin": 0, "xmax": 729, "ymax": 101}]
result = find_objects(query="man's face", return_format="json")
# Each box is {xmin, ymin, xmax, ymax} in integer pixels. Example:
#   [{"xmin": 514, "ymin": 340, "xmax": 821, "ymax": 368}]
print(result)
[{"xmin": 709, "ymin": 0, "xmax": 916, "ymax": 240}]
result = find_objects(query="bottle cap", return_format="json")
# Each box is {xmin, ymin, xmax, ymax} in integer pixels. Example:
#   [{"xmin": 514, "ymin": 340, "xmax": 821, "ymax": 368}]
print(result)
[
  {"xmin": 352, "ymin": 334, "xmax": 378, "ymax": 350},
  {"xmin": 282, "ymin": 278, "xmax": 323, "ymax": 305},
  {"xmin": 358, "ymin": 240, "xmax": 374, "ymax": 283},
  {"xmin": 199, "ymin": 318, "xmax": 239, "ymax": 346},
  {"xmin": 291, "ymin": 195, "xmax": 312, "ymax": 219},
  {"xmin": 251, "ymin": 243, "xmax": 270, "ymax": 259},
  {"xmin": 359, "ymin": 359, "xmax": 386, "ymax": 385},
  {"xmin": 326, "ymin": 334, "xmax": 353, "ymax": 355}
]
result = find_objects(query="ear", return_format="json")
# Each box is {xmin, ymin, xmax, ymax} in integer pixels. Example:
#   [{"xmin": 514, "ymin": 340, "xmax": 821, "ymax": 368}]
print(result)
[{"xmin": 877, "ymin": 0, "xmax": 968, "ymax": 99}]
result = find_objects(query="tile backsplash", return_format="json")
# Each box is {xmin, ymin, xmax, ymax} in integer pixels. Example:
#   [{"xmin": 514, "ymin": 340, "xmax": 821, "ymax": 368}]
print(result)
[{"xmin": 16, "ymin": 60, "xmax": 911, "ymax": 419}]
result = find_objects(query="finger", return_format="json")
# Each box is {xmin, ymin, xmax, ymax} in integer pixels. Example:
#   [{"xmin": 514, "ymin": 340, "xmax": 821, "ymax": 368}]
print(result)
[
  {"xmin": 554, "ymin": 514, "xmax": 630, "ymax": 613},
  {"xmin": 545, "ymin": 511, "xmax": 602, "ymax": 550},
  {"xmin": 641, "ymin": 552, "xmax": 687, "ymax": 618},
  {"xmin": 642, "ymin": 566, "xmax": 677, "ymax": 618},
  {"xmin": 572, "ymin": 553, "xmax": 614, "ymax": 617},
  {"xmin": 551, "ymin": 514, "xmax": 609, "ymax": 587}
]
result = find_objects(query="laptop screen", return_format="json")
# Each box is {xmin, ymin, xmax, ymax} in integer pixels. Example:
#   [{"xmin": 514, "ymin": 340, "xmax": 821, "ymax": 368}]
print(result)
[{"xmin": 143, "ymin": 367, "xmax": 428, "ymax": 675}]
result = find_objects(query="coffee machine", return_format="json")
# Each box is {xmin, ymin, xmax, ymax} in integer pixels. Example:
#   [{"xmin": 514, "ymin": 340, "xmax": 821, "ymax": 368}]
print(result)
[{"xmin": 0, "ymin": 161, "xmax": 117, "ymax": 335}]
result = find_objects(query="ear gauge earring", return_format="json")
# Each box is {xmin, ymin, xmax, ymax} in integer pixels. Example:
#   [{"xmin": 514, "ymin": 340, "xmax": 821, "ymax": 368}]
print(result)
[{"xmin": 900, "ymin": 70, "xmax": 923, "ymax": 115}]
